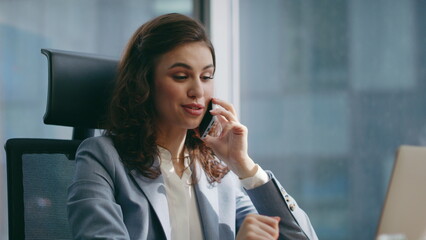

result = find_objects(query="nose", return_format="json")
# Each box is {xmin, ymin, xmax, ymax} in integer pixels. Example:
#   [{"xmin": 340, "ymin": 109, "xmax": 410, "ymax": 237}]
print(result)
[{"xmin": 187, "ymin": 78, "xmax": 204, "ymax": 99}]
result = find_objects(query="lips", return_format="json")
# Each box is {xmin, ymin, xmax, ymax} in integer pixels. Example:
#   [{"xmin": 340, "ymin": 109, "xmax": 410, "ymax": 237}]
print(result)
[{"xmin": 182, "ymin": 103, "xmax": 204, "ymax": 116}]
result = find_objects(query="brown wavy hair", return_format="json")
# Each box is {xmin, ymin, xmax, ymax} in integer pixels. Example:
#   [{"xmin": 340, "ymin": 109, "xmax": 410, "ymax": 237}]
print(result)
[{"xmin": 105, "ymin": 13, "xmax": 229, "ymax": 183}]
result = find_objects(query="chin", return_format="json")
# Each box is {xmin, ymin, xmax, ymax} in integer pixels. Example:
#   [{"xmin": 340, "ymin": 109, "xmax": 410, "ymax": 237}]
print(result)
[
  {"xmin": 185, "ymin": 121, "xmax": 201, "ymax": 131},
  {"xmin": 187, "ymin": 124, "xmax": 200, "ymax": 131}
]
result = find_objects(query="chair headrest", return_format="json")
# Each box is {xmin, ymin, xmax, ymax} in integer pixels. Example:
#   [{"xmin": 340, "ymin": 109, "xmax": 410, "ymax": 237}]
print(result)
[{"xmin": 42, "ymin": 49, "xmax": 118, "ymax": 129}]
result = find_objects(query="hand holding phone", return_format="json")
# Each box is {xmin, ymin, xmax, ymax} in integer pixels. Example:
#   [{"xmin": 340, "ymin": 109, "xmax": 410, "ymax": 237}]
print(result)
[{"xmin": 200, "ymin": 98, "xmax": 257, "ymax": 179}]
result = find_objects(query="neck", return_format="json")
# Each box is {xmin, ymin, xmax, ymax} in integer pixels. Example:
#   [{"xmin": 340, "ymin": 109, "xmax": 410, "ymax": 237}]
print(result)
[{"xmin": 156, "ymin": 126, "xmax": 187, "ymax": 160}]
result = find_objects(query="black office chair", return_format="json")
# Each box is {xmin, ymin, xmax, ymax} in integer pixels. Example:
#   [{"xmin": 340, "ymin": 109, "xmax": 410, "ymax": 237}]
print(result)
[{"xmin": 5, "ymin": 49, "xmax": 118, "ymax": 240}]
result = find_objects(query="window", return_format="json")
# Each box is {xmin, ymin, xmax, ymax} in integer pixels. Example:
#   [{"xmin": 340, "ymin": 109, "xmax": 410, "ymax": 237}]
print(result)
[
  {"xmin": 239, "ymin": 0, "xmax": 426, "ymax": 239},
  {"xmin": 0, "ymin": 1, "xmax": 193, "ymax": 238}
]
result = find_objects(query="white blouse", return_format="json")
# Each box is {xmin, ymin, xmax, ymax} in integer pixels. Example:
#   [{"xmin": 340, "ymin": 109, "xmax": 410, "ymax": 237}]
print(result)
[{"xmin": 158, "ymin": 146, "xmax": 269, "ymax": 240}]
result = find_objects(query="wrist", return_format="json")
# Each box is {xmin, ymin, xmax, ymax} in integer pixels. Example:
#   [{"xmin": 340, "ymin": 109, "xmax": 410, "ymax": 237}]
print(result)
[{"xmin": 237, "ymin": 158, "xmax": 257, "ymax": 179}]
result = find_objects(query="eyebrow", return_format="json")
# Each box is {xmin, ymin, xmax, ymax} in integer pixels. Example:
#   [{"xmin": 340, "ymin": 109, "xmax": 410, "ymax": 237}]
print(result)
[{"xmin": 168, "ymin": 62, "xmax": 214, "ymax": 70}]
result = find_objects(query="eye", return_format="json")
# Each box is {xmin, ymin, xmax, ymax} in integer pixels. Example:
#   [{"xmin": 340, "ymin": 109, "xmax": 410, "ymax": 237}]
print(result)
[
  {"xmin": 201, "ymin": 75, "xmax": 214, "ymax": 81},
  {"xmin": 173, "ymin": 75, "xmax": 188, "ymax": 81}
]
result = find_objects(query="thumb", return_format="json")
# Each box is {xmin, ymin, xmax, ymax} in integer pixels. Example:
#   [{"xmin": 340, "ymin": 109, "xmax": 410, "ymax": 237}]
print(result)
[{"xmin": 202, "ymin": 135, "xmax": 214, "ymax": 147}]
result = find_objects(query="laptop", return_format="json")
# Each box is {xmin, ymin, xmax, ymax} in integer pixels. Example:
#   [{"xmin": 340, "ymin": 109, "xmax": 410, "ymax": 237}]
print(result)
[{"xmin": 376, "ymin": 145, "xmax": 426, "ymax": 240}]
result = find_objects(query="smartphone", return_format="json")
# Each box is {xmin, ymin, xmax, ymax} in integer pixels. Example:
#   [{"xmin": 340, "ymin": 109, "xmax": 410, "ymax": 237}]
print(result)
[{"xmin": 199, "ymin": 100, "xmax": 216, "ymax": 139}]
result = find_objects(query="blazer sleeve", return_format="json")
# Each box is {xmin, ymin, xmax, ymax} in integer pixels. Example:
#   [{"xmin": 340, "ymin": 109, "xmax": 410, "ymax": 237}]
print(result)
[
  {"xmin": 244, "ymin": 171, "xmax": 319, "ymax": 240},
  {"xmin": 67, "ymin": 137, "xmax": 130, "ymax": 240}
]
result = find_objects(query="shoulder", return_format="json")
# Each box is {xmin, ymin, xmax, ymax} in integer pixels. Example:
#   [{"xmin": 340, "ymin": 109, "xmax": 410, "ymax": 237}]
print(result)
[
  {"xmin": 77, "ymin": 136, "xmax": 117, "ymax": 156},
  {"xmin": 76, "ymin": 136, "xmax": 122, "ymax": 170},
  {"xmin": 78, "ymin": 135, "xmax": 114, "ymax": 149}
]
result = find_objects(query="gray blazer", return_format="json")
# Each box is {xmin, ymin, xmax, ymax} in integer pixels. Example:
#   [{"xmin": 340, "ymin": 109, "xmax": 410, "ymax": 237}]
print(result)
[{"xmin": 67, "ymin": 136, "xmax": 318, "ymax": 240}]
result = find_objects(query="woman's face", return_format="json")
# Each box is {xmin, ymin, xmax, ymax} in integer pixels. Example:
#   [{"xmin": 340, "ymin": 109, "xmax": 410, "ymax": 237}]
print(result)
[{"xmin": 154, "ymin": 41, "xmax": 214, "ymax": 132}]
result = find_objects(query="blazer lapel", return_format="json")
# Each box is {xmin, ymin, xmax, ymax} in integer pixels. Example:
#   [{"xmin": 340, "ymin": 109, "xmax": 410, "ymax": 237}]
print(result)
[
  {"xmin": 193, "ymin": 163, "xmax": 220, "ymax": 240},
  {"xmin": 129, "ymin": 167, "xmax": 171, "ymax": 240}
]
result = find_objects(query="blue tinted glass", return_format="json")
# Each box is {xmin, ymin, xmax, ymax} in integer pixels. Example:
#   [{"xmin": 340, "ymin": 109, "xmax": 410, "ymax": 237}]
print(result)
[
  {"xmin": 240, "ymin": 1, "xmax": 426, "ymax": 239},
  {"xmin": 0, "ymin": 1, "xmax": 193, "ymax": 238}
]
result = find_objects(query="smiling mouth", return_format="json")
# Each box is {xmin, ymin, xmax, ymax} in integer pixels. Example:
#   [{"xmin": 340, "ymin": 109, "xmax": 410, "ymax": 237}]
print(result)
[
  {"xmin": 182, "ymin": 104, "xmax": 204, "ymax": 116},
  {"xmin": 182, "ymin": 103, "xmax": 204, "ymax": 109}
]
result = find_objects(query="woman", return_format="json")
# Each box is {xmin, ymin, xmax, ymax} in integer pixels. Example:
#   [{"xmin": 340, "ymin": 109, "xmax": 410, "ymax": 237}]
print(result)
[{"xmin": 67, "ymin": 13, "xmax": 318, "ymax": 240}]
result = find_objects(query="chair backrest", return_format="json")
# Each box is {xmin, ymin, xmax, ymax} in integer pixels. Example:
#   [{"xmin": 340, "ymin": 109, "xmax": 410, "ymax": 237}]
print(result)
[
  {"xmin": 5, "ymin": 139, "xmax": 81, "ymax": 240},
  {"xmin": 5, "ymin": 49, "xmax": 118, "ymax": 240},
  {"xmin": 42, "ymin": 48, "xmax": 118, "ymax": 140}
]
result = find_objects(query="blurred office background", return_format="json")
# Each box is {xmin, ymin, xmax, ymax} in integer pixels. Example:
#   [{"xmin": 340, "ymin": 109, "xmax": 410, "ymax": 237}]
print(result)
[
  {"xmin": 0, "ymin": 0, "xmax": 193, "ymax": 239},
  {"xmin": 1, "ymin": 0, "xmax": 425, "ymax": 239},
  {"xmin": 240, "ymin": 0, "xmax": 426, "ymax": 239}
]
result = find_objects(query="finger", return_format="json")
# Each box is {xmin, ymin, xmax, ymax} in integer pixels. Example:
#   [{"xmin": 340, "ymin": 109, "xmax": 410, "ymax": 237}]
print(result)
[
  {"xmin": 201, "ymin": 122, "xmax": 230, "ymax": 145},
  {"xmin": 231, "ymin": 123, "xmax": 247, "ymax": 136},
  {"xmin": 217, "ymin": 120, "xmax": 242, "ymax": 139},
  {"xmin": 216, "ymin": 122, "xmax": 232, "ymax": 139},
  {"xmin": 212, "ymin": 98, "xmax": 237, "ymax": 116},
  {"xmin": 247, "ymin": 215, "xmax": 279, "ymax": 230},
  {"xmin": 256, "ymin": 220, "xmax": 279, "ymax": 239},
  {"xmin": 253, "ymin": 216, "xmax": 280, "ymax": 240},
  {"xmin": 255, "ymin": 215, "xmax": 280, "ymax": 227},
  {"xmin": 215, "ymin": 114, "xmax": 228, "ymax": 126},
  {"xmin": 217, "ymin": 121, "xmax": 246, "ymax": 137},
  {"xmin": 243, "ymin": 215, "xmax": 278, "ymax": 240},
  {"xmin": 210, "ymin": 107, "xmax": 237, "ymax": 123},
  {"xmin": 249, "ymin": 227, "xmax": 275, "ymax": 240}
]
